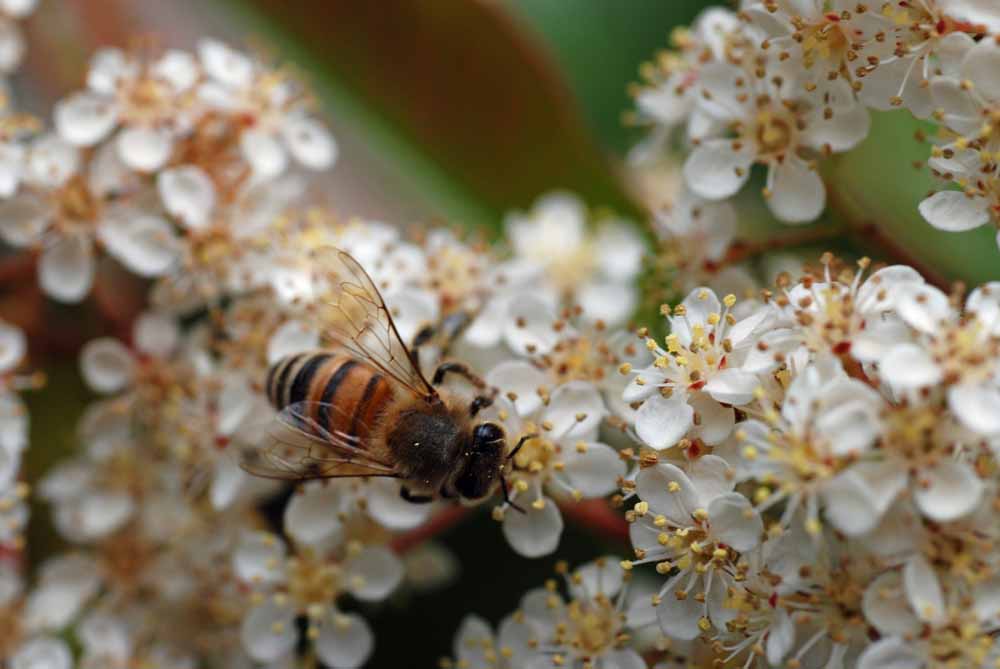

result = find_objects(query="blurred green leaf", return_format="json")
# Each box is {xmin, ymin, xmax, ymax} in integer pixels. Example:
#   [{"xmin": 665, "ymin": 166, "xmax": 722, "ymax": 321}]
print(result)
[
  {"xmin": 825, "ymin": 110, "xmax": 1000, "ymax": 284},
  {"xmin": 227, "ymin": 0, "xmax": 649, "ymax": 233},
  {"xmin": 505, "ymin": 0, "xmax": 710, "ymax": 154}
]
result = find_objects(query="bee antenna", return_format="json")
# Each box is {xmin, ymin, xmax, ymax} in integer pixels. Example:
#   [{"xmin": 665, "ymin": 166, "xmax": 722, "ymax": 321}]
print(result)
[
  {"xmin": 507, "ymin": 433, "xmax": 537, "ymax": 461},
  {"xmin": 500, "ymin": 475, "xmax": 526, "ymax": 514}
]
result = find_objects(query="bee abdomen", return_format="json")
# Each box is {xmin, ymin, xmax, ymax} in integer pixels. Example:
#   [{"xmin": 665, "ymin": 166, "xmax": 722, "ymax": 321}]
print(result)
[{"xmin": 266, "ymin": 352, "xmax": 393, "ymax": 440}]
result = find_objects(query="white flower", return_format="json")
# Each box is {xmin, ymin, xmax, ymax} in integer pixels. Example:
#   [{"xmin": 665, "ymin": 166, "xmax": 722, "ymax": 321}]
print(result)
[
  {"xmin": 741, "ymin": 0, "xmax": 894, "ymax": 112},
  {"xmin": 630, "ymin": 7, "xmax": 742, "ymax": 160},
  {"xmin": 629, "ymin": 455, "xmax": 762, "ymax": 640},
  {"xmin": 233, "ymin": 532, "xmax": 400, "ymax": 667},
  {"xmin": 682, "ymin": 56, "xmax": 870, "ymax": 222},
  {"xmin": 456, "ymin": 558, "xmax": 647, "ymax": 669},
  {"xmin": 858, "ymin": 557, "xmax": 1000, "ymax": 669},
  {"xmin": 734, "ymin": 355, "xmax": 886, "ymax": 536},
  {"xmin": 55, "ymin": 47, "xmax": 200, "ymax": 171},
  {"xmin": 504, "ymin": 192, "xmax": 645, "ymax": 326},
  {"xmin": 24, "ymin": 553, "xmax": 101, "ymax": 630},
  {"xmin": 486, "ymin": 379, "xmax": 619, "ymax": 558},
  {"xmin": 10, "ymin": 638, "xmax": 73, "ymax": 669},
  {"xmin": 197, "ymin": 39, "xmax": 337, "ymax": 179},
  {"xmin": 626, "ymin": 287, "xmax": 775, "ymax": 450},
  {"xmin": 0, "ymin": 133, "xmax": 180, "ymax": 302}
]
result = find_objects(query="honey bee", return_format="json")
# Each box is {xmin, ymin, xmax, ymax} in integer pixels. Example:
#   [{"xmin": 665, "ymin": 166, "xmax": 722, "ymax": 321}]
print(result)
[{"xmin": 242, "ymin": 247, "xmax": 526, "ymax": 506}]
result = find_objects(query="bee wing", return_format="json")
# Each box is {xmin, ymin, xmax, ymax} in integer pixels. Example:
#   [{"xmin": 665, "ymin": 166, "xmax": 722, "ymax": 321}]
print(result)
[
  {"xmin": 240, "ymin": 401, "xmax": 399, "ymax": 481},
  {"xmin": 309, "ymin": 246, "xmax": 438, "ymax": 400}
]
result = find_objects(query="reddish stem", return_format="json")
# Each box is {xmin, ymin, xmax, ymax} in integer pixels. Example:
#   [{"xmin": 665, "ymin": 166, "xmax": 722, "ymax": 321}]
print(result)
[
  {"xmin": 390, "ymin": 506, "xmax": 471, "ymax": 554},
  {"xmin": 560, "ymin": 499, "xmax": 629, "ymax": 544}
]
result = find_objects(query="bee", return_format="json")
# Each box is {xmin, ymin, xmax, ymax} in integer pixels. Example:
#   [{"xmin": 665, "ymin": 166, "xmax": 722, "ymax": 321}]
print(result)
[{"xmin": 242, "ymin": 247, "xmax": 526, "ymax": 506}]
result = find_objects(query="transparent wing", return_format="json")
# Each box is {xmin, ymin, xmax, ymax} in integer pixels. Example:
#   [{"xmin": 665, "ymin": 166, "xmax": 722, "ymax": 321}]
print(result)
[
  {"xmin": 239, "ymin": 401, "xmax": 398, "ymax": 481},
  {"xmin": 309, "ymin": 246, "xmax": 437, "ymax": 400}
]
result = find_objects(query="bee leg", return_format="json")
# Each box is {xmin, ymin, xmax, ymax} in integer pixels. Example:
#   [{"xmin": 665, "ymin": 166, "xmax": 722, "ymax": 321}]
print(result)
[
  {"xmin": 469, "ymin": 394, "xmax": 494, "ymax": 417},
  {"xmin": 507, "ymin": 433, "xmax": 537, "ymax": 461},
  {"xmin": 432, "ymin": 361, "xmax": 489, "ymax": 390},
  {"xmin": 408, "ymin": 312, "xmax": 474, "ymax": 373},
  {"xmin": 500, "ymin": 475, "xmax": 526, "ymax": 514},
  {"xmin": 399, "ymin": 485, "xmax": 434, "ymax": 504}
]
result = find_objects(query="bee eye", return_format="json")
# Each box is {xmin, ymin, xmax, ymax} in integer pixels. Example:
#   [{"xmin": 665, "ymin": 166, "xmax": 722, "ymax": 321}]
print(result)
[{"xmin": 473, "ymin": 422, "xmax": 504, "ymax": 445}]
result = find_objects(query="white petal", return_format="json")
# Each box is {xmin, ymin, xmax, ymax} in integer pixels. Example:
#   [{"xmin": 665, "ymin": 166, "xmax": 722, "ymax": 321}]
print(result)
[
  {"xmin": 687, "ymin": 454, "xmax": 734, "ymax": 502},
  {"xmin": 11, "ymin": 638, "xmax": 72, "ymax": 669},
  {"xmin": 913, "ymin": 460, "xmax": 983, "ymax": 522},
  {"xmin": 503, "ymin": 294, "xmax": 558, "ymax": 356},
  {"xmin": 947, "ymin": 0, "xmax": 1000, "ymax": 32},
  {"xmin": 79, "ymin": 613, "xmax": 131, "ymax": 661},
  {"xmin": 961, "ymin": 39, "xmax": 1000, "ymax": 101},
  {"xmin": 79, "ymin": 337, "xmax": 134, "ymax": 394},
  {"xmin": 86, "ymin": 48, "xmax": 133, "ymax": 95},
  {"xmin": 240, "ymin": 600, "xmax": 297, "ymax": 662},
  {"xmin": 346, "ymin": 546, "xmax": 403, "ymax": 602},
  {"xmin": 117, "ymin": 126, "xmax": 172, "ymax": 172},
  {"xmin": 573, "ymin": 557, "xmax": 624, "ymax": 599},
  {"xmin": 199, "ymin": 39, "xmax": 254, "ymax": 89},
  {"xmin": 683, "ymin": 138, "xmax": 753, "ymax": 200},
  {"xmin": 502, "ymin": 496, "xmax": 563, "ymax": 558},
  {"xmin": 948, "ymin": 383, "xmax": 1000, "ymax": 436},
  {"xmin": 133, "ymin": 311, "xmax": 179, "ymax": 358},
  {"xmin": 210, "ymin": 456, "xmax": 246, "ymax": 510},
  {"xmin": 453, "ymin": 615, "xmax": 495, "ymax": 668},
  {"xmin": 365, "ymin": 478, "xmax": 434, "ymax": 530},
  {"xmin": 283, "ymin": 483, "xmax": 343, "ymax": 545},
  {"xmin": 918, "ymin": 190, "xmax": 989, "ymax": 232},
  {"xmin": 904, "ymin": 555, "xmax": 946, "ymax": 625},
  {"xmin": 486, "ymin": 361, "xmax": 547, "ymax": 416},
  {"xmin": 28, "ymin": 134, "xmax": 79, "ymax": 188},
  {"xmin": 63, "ymin": 492, "xmax": 134, "ymax": 539},
  {"xmin": 703, "ymin": 369, "xmax": 759, "ymax": 405},
  {"xmin": 561, "ymin": 442, "xmax": 624, "ymax": 497},
  {"xmin": 577, "ymin": 281, "xmax": 637, "ymax": 327},
  {"xmin": 974, "ymin": 575, "xmax": 1000, "ymax": 623},
  {"xmin": 803, "ymin": 103, "xmax": 870, "ymax": 152},
  {"xmin": 315, "ymin": 612, "xmax": 374, "ymax": 669},
  {"xmin": 384, "ymin": 288, "xmax": 438, "ymax": 346},
  {"xmin": 602, "ymin": 650, "xmax": 646, "ymax": 669},
  {"xmin": 635, "ymin": 395, "xmax": 693, "ymax": 450},
  {"xmin": 98, "ymin": 214, "xmax": 178, "ymax": 277},
  {"xmin": 766, "ymin": 609, "xmax": 795, "ymax": 666},
  {"xmin": 635, "ymin": 464, "xmax": 699, "ymax": 526},
  {"xmin": 0, "ymin": 193, "xmax": 49, "ymax": 246},
  {"xmin": 896, "ymin": 283, "xmax": 953, "ymax": 334},
  {"xmin": 54, "ymin": 92, "xmax": 117, "ymax": 146},
  {"xmin": 863, "ymin": 570, "xmax": 922, "ymax": 637},
  {"xmin": 821, "ymin": 471, "xmax": 880, "ymax": 535},
  {"xmin": 766, "ymin": 160, "xmax": 826, "ymax": 224},
  {"xmin": 0, "ymin": 320, "xmax": 24, "ymax": 373},
  {"xmin": 0, "ymin": 392, "xmax": 26, "ymax": 454},
  {"xmin": 655, "ymin": 573, "xmax": 703, "ymax": 640},
  {"xmin": 708, "ymin": 492, "xmax": 761, "ymax": 551},
  {"xmin": 544, "ymin": 381, "xmax": 606, "ymax": 440},
  {"xmin": 856, "ymin": 637, "xmax": 923, "ymax": 669},
  {"xmin": 152, "ymin": 49, "xmax": 199, "ymax": 91},
  {"xmin": 879, "ymin": 343, "xmax": 942, "ymax": 389},
  {"xmin": 233, "ymin": 531, "xmax": 287, "ymax": 585},
  {"xmin": 157, "ymin": 165, "xmax": 216, "ymax": 229},
  {"xmin": 0, "ymin": 0, "xmax": 37, "ymax": 18},
  {"xmin": 282, "ymin": 116, "xmax": 337, "ymax": 170},
  {"xmin": 241, "ymin": 129, "xmax": 288, "ymax": 180},
  {"xmin": 39, "ymin": 233, "xmax": 94, "ymax": 303}
]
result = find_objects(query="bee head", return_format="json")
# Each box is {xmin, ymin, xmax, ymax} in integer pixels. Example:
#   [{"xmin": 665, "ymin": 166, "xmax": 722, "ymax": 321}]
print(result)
[{"xmin": 453, "ymin": 422, "xmax": 505, "ymax": 501}]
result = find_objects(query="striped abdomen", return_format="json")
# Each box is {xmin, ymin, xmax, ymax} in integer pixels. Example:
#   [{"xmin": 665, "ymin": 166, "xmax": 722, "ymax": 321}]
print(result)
[{"xmin": 265, "ymin": 352, "xmax": 394, "ymax": 440}]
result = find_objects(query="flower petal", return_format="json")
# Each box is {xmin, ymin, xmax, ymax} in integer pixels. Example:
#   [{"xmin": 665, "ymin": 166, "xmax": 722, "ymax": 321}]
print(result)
[
  {"xmin": 79, "ymin": 338, "xmax": 134, "ymax": 394},
  {"xmin": 99, "ymin": 214, "xmax": 178, "ymax": 277},
  {"xmin": 703, "ymin": 368, "xmax": 759, "ymax": 405},
  {"xmin": 879, "ymin": 343, "xmax": 942, "ymax": 389},
  {"xmin": 948, "ymin": 383, "xmax": 1000, "ymax": 436},
  {"xmin": 913, "ymin": 460, "xmax": 983, "ymax": 522},
  {"xmin": 364, "ymin": 478, "xmax": 434, "ymax": 530},
  {"xmin": 117, "ymin": 126, "xmax": 172, "ymax": 172},
  {"xmin": 158, "ymin": 165, "xmax": 216, "ymax": 229},
  {"xmin": 282, "ymin": 116, "xmax": 337, "ymax": 170},
  {"xmin": 39, "ymin": 233, "xmax": 95, "ymax": 303},
  {"xmin": 240, "ymin": 600, "xmax": 297, "ymax": 662},
  {"xmin": 635, "ymin": 463, "xmax": 699, "ymax": 526},
  {"xmin": 918, "ymin": 190, "xmax": 989, "ymax": 232},
  {"xmin": 683, "ymin": 138, "xmax": 753, "ymax": 200},
  {"xmin": 635, "ymin": 395, "xmax": 693, "ymax": 450},
  {"xmin": 315, "ymin": 612, "xmax": 374, "ymax": 669},
  {"xmin": 345, "ymin": 546, "xmax": 403, "ymax": 602},
  {"xmin": 283, "ymin": 482, "xmax": 343, "ymax": 545},
  {"xmin": 502, "ymin": 496, "xmax": 563, "ymax": 558},
  {"xmin": 54, "ymin": 92, "xmax": 117, "ymax": 146},
  {"xmin": 766, "ymin": 159, "xmax": 826, "ymax": 224},
  {"xmin": 904, "ymin": 555, "xmax": 946, "ymax": 625},
  {"xmin": 708, "ymin": 492, "xmax": 762, "ymax": 551},
  {"xmin": 561, "ymin": 442, "xmax": 624, "ymax": 497}
]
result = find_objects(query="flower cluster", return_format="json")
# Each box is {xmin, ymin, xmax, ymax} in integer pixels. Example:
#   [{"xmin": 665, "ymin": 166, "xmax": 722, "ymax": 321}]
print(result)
[
  {"xmin": 8, "ymin": 2, "xmax": 1000, "ymax": 668},
  {"xmin": 632, "ymin": 0, "xmax": 1000, "ymax": 244}
]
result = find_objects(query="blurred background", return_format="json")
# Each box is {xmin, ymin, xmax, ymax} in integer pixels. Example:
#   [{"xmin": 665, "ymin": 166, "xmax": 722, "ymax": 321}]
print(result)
[{"xmin": 5, "ymin": 0, "xmax": 999, "ymax": 665}]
